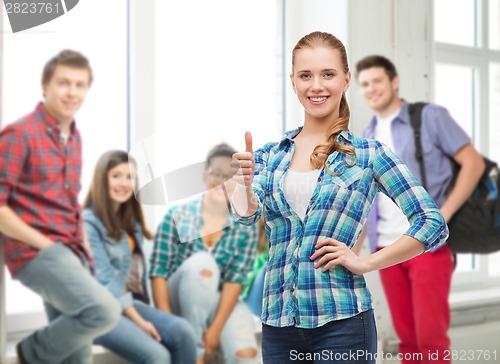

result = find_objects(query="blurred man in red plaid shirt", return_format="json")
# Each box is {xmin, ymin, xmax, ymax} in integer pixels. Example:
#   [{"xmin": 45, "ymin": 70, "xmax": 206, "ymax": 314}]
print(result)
[{"xmin": 0, "ymin": 50, "xmax": 120, "ymax": 364}]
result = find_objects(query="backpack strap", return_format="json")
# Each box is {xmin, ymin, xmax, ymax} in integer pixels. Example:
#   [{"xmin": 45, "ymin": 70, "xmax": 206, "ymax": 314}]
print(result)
[{"xmin": 408, "ymin": 102, "xmax": 429, "ymax": 190}]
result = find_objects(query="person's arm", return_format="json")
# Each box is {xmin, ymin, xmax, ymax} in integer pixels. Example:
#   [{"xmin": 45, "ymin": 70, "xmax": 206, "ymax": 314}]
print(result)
[
  {"xmin": 440, "ymin": 144, "xmax": 485, "ymax": 222},
  {"xmin": 203, "ymin": 282, "xmax": 242, "ymax": 357},
  {"xmin": 150, "ymin": 277, "xmax": 172, "ymax": 313},
  {"xmin": 311, "ymin": 234, "xmax": 424, "ymax": 274},
  {"xmin": 0, "ymin": 125, "xmax": 54, "ymax": 250},
  {"xmin": 231, "ymin": 131, "xmax": 259, "ymax": 218},
  {"xmin": 204, "ymin": 224, "xmax": 258, "ymax": 356},
  {"xmin": 427, "ymin": 106, "xmax": 485, "ymax": 222},
  {"xmin": 85, "ymin": 214, "xmax": 161, "ymax": 340},
  {"xmin": 312, "ymin": 143, "xmax": 448, "ymax": 274},
  {"xmin": 0, "ymin": 206, "xmax": 54, "ymax": 249},
  {"xmin": 84, "ymin": 218, "xmax": 134, "ymax": 309},
  {"xmin": 149, "ymin": 208, "xmax": 177, "ymax": 312},
  {"xmin": 123, "ymin": 305, "xmax": 161, "ymax": 341}
]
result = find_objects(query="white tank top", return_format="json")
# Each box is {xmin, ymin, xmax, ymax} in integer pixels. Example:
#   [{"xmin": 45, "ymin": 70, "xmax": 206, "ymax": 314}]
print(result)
[
  {"xmin": 283, "ymin": 169, "xmax": 321, "ymax": 220},
  {"xmin": 375, "ymin": 109, "xmax": 410, "ymax": 247}
]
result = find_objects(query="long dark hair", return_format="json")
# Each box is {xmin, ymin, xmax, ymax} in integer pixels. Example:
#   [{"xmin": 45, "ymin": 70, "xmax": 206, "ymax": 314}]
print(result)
[{"xmin": 84, "ymin": 150, "xmax": 153, "ymax": 241}]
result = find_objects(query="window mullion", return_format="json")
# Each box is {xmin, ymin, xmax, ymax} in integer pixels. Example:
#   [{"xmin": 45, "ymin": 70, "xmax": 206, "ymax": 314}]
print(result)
[{"xmin": 481, "ymin": 0, "xmax": 488, "ymax": 50}]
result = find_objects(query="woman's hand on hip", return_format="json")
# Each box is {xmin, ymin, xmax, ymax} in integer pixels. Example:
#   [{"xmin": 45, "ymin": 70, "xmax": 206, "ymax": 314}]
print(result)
[{"xmin": 310, "ymin": 238, "xmax": 369, "ymax": 275}]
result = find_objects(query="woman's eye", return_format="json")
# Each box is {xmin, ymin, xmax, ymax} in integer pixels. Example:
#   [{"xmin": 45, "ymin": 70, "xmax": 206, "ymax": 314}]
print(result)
[{"xmin": 300, "ymin": 74, "xmax": 311, "ymax": 79}]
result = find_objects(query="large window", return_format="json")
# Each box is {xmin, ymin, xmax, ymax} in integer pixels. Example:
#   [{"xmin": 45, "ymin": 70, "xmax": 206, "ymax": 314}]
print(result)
[
  {"xmin": 149, "ymin": 0, "xmax": 282, "ymax": 227},
  {"xmin": 1, "ymin": 0, "xmax": 128, "ymax": 346},
  {"xmin": 434, "ymin": 0, "xmax": 500, "ymax": 287},
  {"xmin": 1, "ymin": 0, "xmax": 284, "ymax": 356}
]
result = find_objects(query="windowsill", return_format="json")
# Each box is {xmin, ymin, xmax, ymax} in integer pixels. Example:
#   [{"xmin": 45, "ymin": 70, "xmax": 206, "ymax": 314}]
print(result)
[
  {"xmin": 449, "ymin": 286, "xmax": 500, "ymax": 310},
  {"xmin": 449, "ymin": 286, "xmax": 500, "ymax": 328}
]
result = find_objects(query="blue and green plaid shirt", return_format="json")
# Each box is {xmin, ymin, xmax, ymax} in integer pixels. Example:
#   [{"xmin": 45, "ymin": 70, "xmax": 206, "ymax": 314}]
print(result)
[
  {"xmin": 235, "ymin": 128, "xmax": 448, "ymax": 328},
  {"xmin": 150, "ymin": 194, "xmax": 258, "ymax": 285}
]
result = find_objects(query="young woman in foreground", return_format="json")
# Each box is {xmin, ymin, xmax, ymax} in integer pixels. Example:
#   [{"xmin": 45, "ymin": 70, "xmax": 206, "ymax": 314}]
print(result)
[{"xmin": 231, "ymin": 31, "xmax": 449, "ymax": 363}]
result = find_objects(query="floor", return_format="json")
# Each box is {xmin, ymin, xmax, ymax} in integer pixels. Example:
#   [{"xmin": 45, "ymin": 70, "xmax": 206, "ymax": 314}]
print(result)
[{"xmin": 4, "ymin": 338, "xmax": 402, "ymax": 364}]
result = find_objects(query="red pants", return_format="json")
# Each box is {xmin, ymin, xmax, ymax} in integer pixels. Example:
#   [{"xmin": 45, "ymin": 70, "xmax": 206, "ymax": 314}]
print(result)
[{"xmin": 379, "ymin": 244, "xmax": 454, "ymax": 363}]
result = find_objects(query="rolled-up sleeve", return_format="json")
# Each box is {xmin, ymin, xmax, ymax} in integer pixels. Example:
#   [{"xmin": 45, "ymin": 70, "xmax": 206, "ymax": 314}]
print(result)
[
  {"xmin": 0, "ymin": 125, "xmax": 27, "ymax": 207},
  {"xmin": 427, "ymin": 105, "xmax": 470, "ymax": 157},
  {"xmin": 84, "ymin": 220, "xmax": 133, "ymax": 310},
  {"xmin": 373, "ymin": 142, "xmax": 449, "ymax": 251}
]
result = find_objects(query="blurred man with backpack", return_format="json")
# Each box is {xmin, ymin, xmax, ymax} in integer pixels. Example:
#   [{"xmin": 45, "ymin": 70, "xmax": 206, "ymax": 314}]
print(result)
[{"xmin": 355, "ymin": 55, "xmax": 485, "ymax": 364}]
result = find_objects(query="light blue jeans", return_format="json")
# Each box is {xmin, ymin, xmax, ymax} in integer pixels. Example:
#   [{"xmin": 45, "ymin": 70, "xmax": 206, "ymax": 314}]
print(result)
[
  {"xmin": 168, "ymin": 252, "xmax": 259, "ymax": 363},
  {"xmin": 95, "ymin": 301, "xmax": 197, "ymax": 364},
  {"xmin": 15, "ymin": 243, "xmax": 121, "ymax": 364}
]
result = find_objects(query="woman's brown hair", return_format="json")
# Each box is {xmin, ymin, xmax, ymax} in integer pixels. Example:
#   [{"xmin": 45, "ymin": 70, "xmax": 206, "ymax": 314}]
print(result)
[
  {"xmin": 292, "ymin": 31, "xmax": 356, "ymax": 174},
  {"xmin": 84, "ymin": 150, "xmax": 153, "ymax": 241}
]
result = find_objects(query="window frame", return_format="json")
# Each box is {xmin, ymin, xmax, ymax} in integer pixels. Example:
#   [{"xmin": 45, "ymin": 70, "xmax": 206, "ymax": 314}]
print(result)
[{"xmin": 432, "ymin": 0, "xmax": 500, "ymax": 291}]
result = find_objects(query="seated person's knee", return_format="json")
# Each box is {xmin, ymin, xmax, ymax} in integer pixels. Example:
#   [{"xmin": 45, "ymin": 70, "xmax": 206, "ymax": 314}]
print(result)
[{"xmin": 236, "ymin": 348, "xmax": 258, "ymax": 359}]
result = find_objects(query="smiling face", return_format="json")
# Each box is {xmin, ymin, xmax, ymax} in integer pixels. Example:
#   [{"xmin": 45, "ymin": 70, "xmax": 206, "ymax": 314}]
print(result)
[
  {"xmin": 290, "ymin": 46, "xmax": 351, "ymax": 122},
  {"xmin": 108, "ymin": 162, "xmax": 136, "ymax": 209},
  {"xmin": 43, "ymin": 65, "xmax": 91, "ymax": 127},
  {"xmin": 357, "ymin": 66, "xmax": 400, "ymax": 116}
]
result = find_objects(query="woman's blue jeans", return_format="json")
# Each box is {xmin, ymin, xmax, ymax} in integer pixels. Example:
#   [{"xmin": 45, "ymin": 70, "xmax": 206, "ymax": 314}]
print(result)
[
  {"xmin": 95, "ymin": 301, "xmax": 197, "ymax": 364},
  {"xmin": 261, "ymin": 309, "xmax": 377, "ymax": 364}
]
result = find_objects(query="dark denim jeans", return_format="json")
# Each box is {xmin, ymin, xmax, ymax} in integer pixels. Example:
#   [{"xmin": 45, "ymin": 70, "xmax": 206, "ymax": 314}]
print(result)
[{"xmin": 262, "ymin": 309, "xmax": 377, "ymax": 364}]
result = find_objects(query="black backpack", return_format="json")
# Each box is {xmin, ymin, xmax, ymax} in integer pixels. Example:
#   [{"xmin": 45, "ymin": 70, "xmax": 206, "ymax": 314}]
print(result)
[{"xmin": 408, "ymin": 102, "xmax": 500, "ymax": 254}]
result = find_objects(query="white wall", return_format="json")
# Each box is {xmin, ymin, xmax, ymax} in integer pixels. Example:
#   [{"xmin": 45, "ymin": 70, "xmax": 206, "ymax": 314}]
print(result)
[{"xmin": 348, "ymin": 0, "xmax": 431, "ymax": 134}]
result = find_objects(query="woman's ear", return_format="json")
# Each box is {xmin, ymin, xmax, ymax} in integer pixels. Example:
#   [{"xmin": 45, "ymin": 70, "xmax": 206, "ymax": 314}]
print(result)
[
  {"xmin": 343, "ymin": 71, "xmax": 351, "ymax": 93},
  {"xmin": 290, "ymin": 73, "xmax": 296, "ymax": 94}
]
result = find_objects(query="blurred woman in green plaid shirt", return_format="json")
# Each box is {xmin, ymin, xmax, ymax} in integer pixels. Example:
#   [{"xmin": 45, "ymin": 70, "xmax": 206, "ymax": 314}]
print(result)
[{"xmin": 150, "ymin": 143, "xmax": 260, "ymax": 364}]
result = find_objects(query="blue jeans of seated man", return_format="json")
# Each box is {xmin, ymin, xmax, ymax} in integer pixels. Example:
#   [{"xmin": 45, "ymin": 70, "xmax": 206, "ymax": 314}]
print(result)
[
  {"xmin": 168, "ymin": 251, "xmax": 259, "ymax": 363},
  {"xmin": 261, "ymin": 309, "xmax": 377, "ymax": 364},
  {"xmin": 95, "ymin": 301, "xmax": 197, "ymax": 364},
  {"xmin": 15, "ymin": 243, "xmax": 121, "ymax": 364}
]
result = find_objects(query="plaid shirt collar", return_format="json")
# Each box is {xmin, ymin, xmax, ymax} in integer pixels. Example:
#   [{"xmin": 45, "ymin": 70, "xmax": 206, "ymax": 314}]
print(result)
[
  {"xmin": 279, "ymin": 127, "xmax": 355, "ymax": 169},
  {"xmin": 35, "ymin": 102, "xmax": 77, "ymax": 137},
  {"xmin": 279, "ymin": 127, "xmax": 353, "ymax": 145}
]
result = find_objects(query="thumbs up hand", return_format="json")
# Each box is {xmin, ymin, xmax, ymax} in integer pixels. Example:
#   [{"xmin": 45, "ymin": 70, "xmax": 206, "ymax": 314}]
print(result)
[
  {"xmin": 244, "ymin": 131, "xmax": 254, "ymax": 154},
  {"xmin": 232, "ymin": 131, "xmax": 255, "ymax": 187}
]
